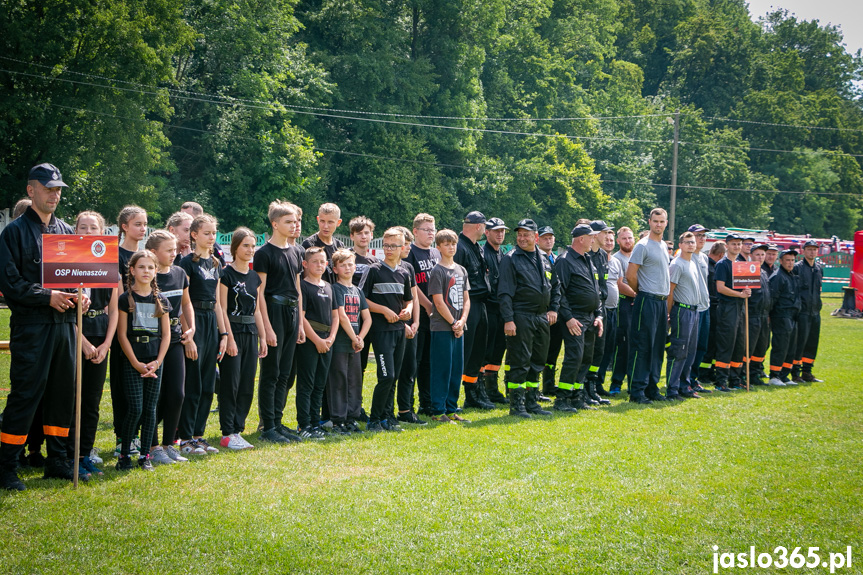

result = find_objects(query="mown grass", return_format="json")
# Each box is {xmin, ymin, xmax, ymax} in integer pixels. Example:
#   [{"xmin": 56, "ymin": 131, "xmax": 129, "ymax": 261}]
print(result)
[{"xmin": 0, "ymin": 299, "xmax": 861, "ymax": 574}]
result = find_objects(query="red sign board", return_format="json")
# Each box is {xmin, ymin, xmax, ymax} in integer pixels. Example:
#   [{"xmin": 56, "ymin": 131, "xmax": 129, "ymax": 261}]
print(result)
[
  {"xmin": 732, "ymin": 261, "xmax": 761, "ymax": 289},
  {"xmin": 42, "ymin": 235, "xmax": 120, "ymax": 288}
]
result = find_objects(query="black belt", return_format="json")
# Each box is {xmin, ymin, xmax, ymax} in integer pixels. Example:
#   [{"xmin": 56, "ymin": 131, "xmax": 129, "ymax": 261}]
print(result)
[
  {"xmin": 85, "ymin": 309, "xmax": 106, "ymax": 318},
  {"xmin": 192, "ymin": 301, "xmax": 216, "ymax": 311},
  {"xmin": 267, "ymin": 294, "xmax": 298, "ymax": 307},
  {"xmin": 134, "ymin": 335, "xmax": 159, "ymax": 343},
  {"xmin": 229, "ymin": 315, "xmax": 256, "ymax": 325},
  {"xmin": 170, "ymin": 317, "xmax": 180, "ymax": 326},
  {"xmin": 640, "ymin": 292, "xmax": 667, "ymax": 301},
  {"xmin": 674, "ymin": 302, "xmax": 697, "ymax": 310},
  {"xmin": 307, "ymin": 319, "xmax": 330, "ymax": 333}
]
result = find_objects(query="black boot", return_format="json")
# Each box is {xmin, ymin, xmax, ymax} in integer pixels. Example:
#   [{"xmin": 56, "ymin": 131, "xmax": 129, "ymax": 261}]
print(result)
[
  {"xmin": 525, "ymin": 387, "xmax": 552, "ymax": 415},
  {"xmin": 571, "ymin": 387, "xmax": 597, "ymax": 411},
  {"xmin": 0, "ymin": 464, "xmax": 26, "ymax": 491},
  {"xmin": 587, "ymin": 380, "xmax": 611, "ymax": 405},
  {"xmin": 541, "ymin": 366, "xmax": 557, "ymax": 397},
  {"xmin": 463, "ymin": 381, "xmax": 492, "ymax": 410},
  {"xmin": 484, "ymin": 372, "xmax": 507, "ymax": 404},
  {"xmin": 42, "ymin": 457, "xmax": 74, "ymax": 481},
  {"xmin": 553, "ymin": 388, "xmax": 577, "ymax": 412},
  {"xmin": 581, "ymin": 383, "xmax": 599, "ymax": 406},
  {"xmin": 473, "ymin": 378, "xmax": 497, "ymax": 409},
  {"xmin": 595, "ymin": 381, "xmax": 612, "ymax": 397},
  {"xmin": 509, "ymin": 387, "xmax": 531, "ymax": 418}
]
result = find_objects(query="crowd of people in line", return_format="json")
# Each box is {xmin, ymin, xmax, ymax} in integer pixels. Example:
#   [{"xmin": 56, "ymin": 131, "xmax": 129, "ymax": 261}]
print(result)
[{"xmin": 0, "ymin": 162, "xmax": 824, "ymax": 491}]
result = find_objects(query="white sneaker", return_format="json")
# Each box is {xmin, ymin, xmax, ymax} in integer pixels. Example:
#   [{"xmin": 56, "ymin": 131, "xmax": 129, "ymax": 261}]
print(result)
[
  {"xmin": 150, "ymin": 446, "xmax": 175, "ymax": 465},
  {"xmin": 131, "ymin": 437, "xmax": 141, "ymax": 455},
  {"xmin": 196, "ymin": 438, "xmax": 219, "ymax": 454},
  {"xmin": 89, "ymin": 447, "xmax": 104, "ymax": 465},
  {"xmin": 164, "ymin": 445, "xmax": 189, "ymax": 462},
  {"xmin": 180, "ymin": 440, "xmax": 206, "ymax": 455},
  {"xmin": 769, "ymin": 377, "xmax": 786, "ymax": 387},
  {"xmin": 219, "ymin": 434, "xmax": 246, "ymax": 451},
  {"xmin": 784, "ymin": 379, "xmax": 798, "ymax": 386},
  {"xmin": 236, "ymin": 433, "xmax": 254, "ymax": 449}
]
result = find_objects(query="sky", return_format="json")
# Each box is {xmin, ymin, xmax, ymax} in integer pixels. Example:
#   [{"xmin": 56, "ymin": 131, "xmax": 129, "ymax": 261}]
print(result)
[{"xmin": 746, "ymin": 0, "xmax": 863, "ymax": 56}]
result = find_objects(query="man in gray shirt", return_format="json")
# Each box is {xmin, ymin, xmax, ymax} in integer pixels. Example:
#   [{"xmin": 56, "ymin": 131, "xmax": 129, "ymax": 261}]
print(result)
[
  {"xmin": 625, "ymin": 208, "xmax": 670, "ymax": 403},
  {"xmin": 666, "ymin": 231, "xmax": 705, "ymax": 399}
]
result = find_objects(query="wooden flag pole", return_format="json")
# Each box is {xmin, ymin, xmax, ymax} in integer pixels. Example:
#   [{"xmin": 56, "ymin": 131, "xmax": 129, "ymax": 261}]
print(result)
[
  {"xmin": 744, "ymin": 297, "xmax": 750, "ymax": 392},
  {"xmin": 73, "ymin": 285, "xmax": 83, "ymax": 488}
]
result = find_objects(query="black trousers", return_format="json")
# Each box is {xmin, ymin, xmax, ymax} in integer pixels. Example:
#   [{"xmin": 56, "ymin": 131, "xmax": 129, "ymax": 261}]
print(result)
[
  {"xmin": 545, "ymin": 320, "xmax": 564, "ymax": 373},
  {"xmin": 370, "ymin": 329, "xmax": 406, "ymax": 422},
  {"xmin": 714, "ymin": 299, "xmax": 746, "ymax": 386},
  {"xmin": 462, "ymin": 296, "xmax": 487, "ymax": 384},
  {"xmin": 628, "ymin": 295, "xmax": 668, "ymax": 399},
  {"xmin": 328, "ymin": 350, "xmax": 363, "ymax": 424},
  {"xmin": 611, "ymin": 297, "xmax": 633, "ymax": 387},
  {"xmin": 795, "ymin": 312, "xmax": 821, "ymax": 372},
  {"xmin": 505, "ymin": 312, "xmax": 550, "ymax": 387},
  {"xmin": 483, "ymin": 302, "xmax": 507, "ymax": 372},
  {"xmin": 258, "ymin": 301, "xmax": 298, "ymax": 430},
  {"xmin": 295, "ymin": 339, "xmax": 333, "ymax": 429},
  {"xmin": 0, "ymin": 322, "xmax": 75, "ymax": 468},
  {"xmin": 700, "ymin": 304, "xmax": 719, "ymax": 380},
  {"xmin": 595, "ymin": 307, "xmax": 617, "ymax": 383},
  {"xmin": 748, "ymin": 313, "xmax": 770, "ymax": 378},
  {"xmin": 396, "ymin": 329, "xmax": 419, "ymax": 412},
  {"xmin": 67, "ymin": 334, "xmax": 108, "ymax": 458},
  {"xmin": 121, "ymin": 357, "xmax": 162, "ymax": 458},
  {"xmin": 180, "ymin": 308, "xmax": 218, "ymax": 438},
  {"xmin": 769, "ymin": 315, "xmax": 797, "ymax": 378},
  {"xmin": 559, "ymin": 315, "xmax": 597, "ymax": 390},
  {"xmin": 219, "ymin": 333, "xmax": 258, "ymax": 436},
  {"xmin": 151, "ymin": 341, "xmax": 185, "ymax": 447}
]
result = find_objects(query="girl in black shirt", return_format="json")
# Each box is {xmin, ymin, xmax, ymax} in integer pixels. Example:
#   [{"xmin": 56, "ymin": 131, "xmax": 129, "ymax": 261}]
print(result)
[
  {"xmin": 218, "ymin": 228, "xmax": 266, "ymax": 450},
  {"xmin": 117, "ymin": 250, "xmax": 170, "ymax": 471}
]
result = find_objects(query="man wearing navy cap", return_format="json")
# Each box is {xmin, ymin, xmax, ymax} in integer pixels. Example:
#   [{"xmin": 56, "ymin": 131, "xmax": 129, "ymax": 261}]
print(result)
[
  {"xmin": 582, "ymin": 220, "xmax": 613, "ymax": 405},
  {"xmin": 768, "ymin": 250, "xmax": 802, "ymax": 385},
  {"xmin": 0, "ymin": 164, "xmax": 90, "ymax": 490},
  {"xmin": 793, "ymin": 240, "xmax": 824, "ymax": 383},
  {"xmin": 481, "ymin": 217, "xmax": 510, "ymax": 404},
  {"xmin": 740, "ymin": 235, "xmax": 756, "ymax": 261},
  {"xmin": 713, "ymin": 233, "xmax": 751, "ymax": 391},
  {"xmin": 763, "ymin": 245, "xmax": 779, "ymax": 276},
  {"xmin": 498, "ymin": 219, "xmax": 555, "ymax": 417},
  {"xmin": 537, "ymin": 225, "xmax": 561, "ymax": 401},
  {"xmin": 455, "ymin": 211, "xmax": 495, "ymax": 409}
]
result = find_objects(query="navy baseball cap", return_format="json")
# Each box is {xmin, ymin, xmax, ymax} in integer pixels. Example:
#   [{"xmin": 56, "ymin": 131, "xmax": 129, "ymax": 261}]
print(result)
[
  {"xmin": 590, "ymin": 220, "xmax": 613, "ymax": 232},
  {"xmin": 538, "ymin": 226, "xmax": 555, "ymax": 236},
  {"xmin": 752, "ymin": 243, "xmax": 770, "ymax": 252},
  {"xmin": 464, "ymin": 211, "xmax": 487, "ymax": 224},
  {"xmin": 688, "ymin": 224, "xmax": 707, "ymax": 233},
  {"xmin": 515, "ymin": 219, "xmax": 538, "ymax": 232},
  {"xmin": 779, "ymin": 249, "xmax": 798, "ymax": 258},
  {"xmin": 485, "ymin": 217, "xmax": 509, "ymax": 230},
  {"xmin": 28, "ymin": 163, "xmax": 67, "ymax": 188},
  {"xmin": 726, "ymin": 233, "xmax": 743, "ymax": 241},
  {"xmin": 742, "ymin": 235, "xmax": 757, "ymax": 242},
  {"xmin": 766, "ymin": 244, "xmax": 780, "ymax": 251},
  {"xmin": 803, "ymin": 239, "xmax": 819, "ymax": 248},
  {"xmin": 571, "ymin": 224, "xmax": 598, "ymax": 238}
]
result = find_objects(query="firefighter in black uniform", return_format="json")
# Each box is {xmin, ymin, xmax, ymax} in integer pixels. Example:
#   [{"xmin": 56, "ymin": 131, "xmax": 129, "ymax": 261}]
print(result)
[
  {"xmin": 537, "ymin": 226, "xmax": 561, "ymax": 401},
  {"xmin": 481, "ymin": 217, "xmax": 509, "ymax": 404},
  {"xmin": 584, "ymin": 220, "xmax": 612, "ymax": 405},
  {"xmin": 498, "ymin": 219, "xmax": 556, "ymax": 418},
  {"xmin": 793, "ymin": 239, "xmax": 824, "ymax": 383},
  {"xmin": 768, "ymin": 250, "xmax": 801, "ymax": 386},
  {"xmin": 454, "ymin": 211, "xmax": 495, "ymax": 409},
  {"xmin": 746, "ymin": 244, "xmax": 772, "ymax": 386},
  {"xmin": 554, "ymin": 224, "xmax": 604, "ymax": 412},
  {"xmin": 713, "ymin": 234, "xmax": 751, "ymax": 391},
  {"xmin": 0, "ymin": 164, "xmax": 91, "ymax": 491}
]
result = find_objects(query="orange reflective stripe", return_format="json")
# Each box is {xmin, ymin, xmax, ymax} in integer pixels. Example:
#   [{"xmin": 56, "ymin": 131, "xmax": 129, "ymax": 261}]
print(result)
[
  {"xmin": 782, "ymin": 363, "xmax": 793, "ymax": 369},
  {"xmin": 43, "ymin": 425, "xmax": 69, "ymax": 438},
  {"xmin": 461, "ymin": 375, "xmax": 478, "ymax": 384},
  {"xmin": 730, "ymin": 362, "xmax": 743, "ymax": 368},
  {"xmin": 750, "ymin": 356, "xmax": 764, "ymax": 362},
  {"xmin": 483, "ymin": 365, "xmax": 500, "ymax": 372},
  {"xmin": 793, "ymin": 360, "xmax": 802, "ymax": 365},
  {"xmin": 0, "ymin": 432, "xmax": 28, "ymax": 445},
  {"xmin": 801, "ymin": 357, "xmax": 815, "ymax": 364},
  {"xmin": 769, "ymin": 366, "xmax": 782, "ymax": 372},
  {"xmin": 715, "ymin": 361, "xmax": 731, "ymax": 369}
]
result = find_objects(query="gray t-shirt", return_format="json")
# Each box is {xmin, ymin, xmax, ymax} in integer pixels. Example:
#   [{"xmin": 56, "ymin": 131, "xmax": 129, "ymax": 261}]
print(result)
[
  {"xmin": 605, "ymin": 252, "xmax": 620, "ymax": 309},
  {"xmin": 669, "ymin": 256, "xmax": 702, "ymax": 307},
  {"xmin": 693, "ymin": 251, "xmax": 710, "ymax": 311},
  {"xmin": 427, "ymin": 263, "xmax": 469, "ymax": 332},
  {"xmin": 612, "ymin": 250, "xmax": 632, "ymax": 292},
  {"xmin": 629, "ymin": 238, "xmax": 670, "ymax": 296}
]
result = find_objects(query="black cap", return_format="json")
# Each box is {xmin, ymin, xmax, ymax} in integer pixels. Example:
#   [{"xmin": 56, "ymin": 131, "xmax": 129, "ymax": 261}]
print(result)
[
  {"xmin": 464, "ymin": 211, "xmax": 486, "ymax": 224},
  {"xmin": 537, "ymin": 226, "xmax": 554, "ymax": 236},
  {"xmin": 779, "ymin": 249, "xmax": 798, "ymax": 258},
  {"xmin": 725, "ymin": 233, "xmax": 743, "ymax": 241},
  {"xmin": 803, "ymin": 239, "xmax": 819, "ymax": 248},
  {"xmin": 766, "ymin": 244, "xmax": 780, "ymax": 251},
  {"xmin": 571, "ymin": 224, "xmax": 598, "ymax": 238},
  {"xmin": 28, "ymin": 163, "xmax": 67, "ymax": 188},
  {"xmin": 687, "ymin": 223, "xmax": 707, "ymax": 233},
  {"xmin": 515, "ymin": 219, "xmax": 538, "ymax": 232},
  {"xmin": 742, "ymin": 235, "xmax": 757, "ymax": 242},
  {"xmin": 485, "ymin": 217, "xmax": 509, "ymax": 230},
  {"xmin": 752, "ymin": 243, "xmax": 770, "ymax": 252},
  {"xmin": 590, "ymin": 220, "xmax": 613, "ymax": 232}
]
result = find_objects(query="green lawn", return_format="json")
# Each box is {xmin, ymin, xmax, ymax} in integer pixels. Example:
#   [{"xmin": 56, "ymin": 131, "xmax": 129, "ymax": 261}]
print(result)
[{"xmin": 0, "ymin": 299, "xmax": 861, "ymax": 574}]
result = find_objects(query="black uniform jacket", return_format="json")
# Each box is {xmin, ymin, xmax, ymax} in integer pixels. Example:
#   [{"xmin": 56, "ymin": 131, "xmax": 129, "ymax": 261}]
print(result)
[
  {"xmin": 769, "ymin": 267, "xmax": 801, "ymax": 318},
  {"xmin": 555, "ymin": 247, "xmax": 602, "ymax": 323},
  {"xmin": 454, "ymin": 232, "xmax": 489, "ymax": 298},
  {"xmin": 483, "ymin": 242, "xmax": 502, "ymax": 305},
  {"xmin": 794, "ymin": 259, "xmax": 823, "ymax": 314},
  {"xmin": 498, "ymin": 246, "xmax": 557, "ymax": 321}
]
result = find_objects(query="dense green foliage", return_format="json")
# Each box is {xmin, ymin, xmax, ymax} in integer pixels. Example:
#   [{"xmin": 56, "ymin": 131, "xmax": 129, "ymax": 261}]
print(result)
[{"xmin": 1, "ymin": 0, "xmax": 862, "ymax": 237}]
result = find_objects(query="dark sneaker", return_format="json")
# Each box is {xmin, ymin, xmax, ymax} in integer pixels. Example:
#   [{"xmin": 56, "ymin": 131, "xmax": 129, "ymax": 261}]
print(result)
[
  {"xmin": 276, "ymin": 425, "xmax": 303, "ymax": 442},
  {"xmin": 357, "ymin": 408, "xmax": 369, "ymax": 423},
  {"xmin": 43, "ymin": 457, "xmax": 74, "ymax": 481},
  {"xmin": 629, "ymin": 396, "xmax": 652, "ymax": 405},
  {"xmin": 28, "ymin": 451, "xmax": 45, "ymax": 468},
  {"xmin": 345, "ymin": 421, "xmax": 364, "ymax": 434},
  {"xmin": 115, "ymin": 455, "xmax": 134, "ymax": 472},
  {"xmin": 802, "ymin": 373, "xmax": 823, "ymax": 383},
  {"xmin": 417, "ymin": 407, "xmax": 433, "ymax": 417},
  {"xmin": 666, "ymin": 394, "xmax": 685, "ymax": 401},
  {"xmin": 380, "ymin": 419, "xmax": 403, "ymax": 433},
  {"xmin": 397, "ymin": 411, "xmax": 428, "ymax": 426},
  {"xmin": 81, "ymin": 457, "xmax": 104, "ymax": 477},
  {"xmin": 0, "ymin": 467, "xmax": 26, "ymax": 491},
  {"xmin": 298, "ymin": 426, "xmax": 325, "ymax": 440},
  {"xmin": 260, "ymin": 428, "xmax": 291, "ymax": 443},
  {"xmin": 715, "ymin": 385, "xmax": 731, "ymax": 392},
  {"xmin": 366, "ymin": 421, "xmax": 384, "ymax": 433},
  {"xmin": 137, "ymin": 456, "xmax": 155, "ymax": 471},
  {"xmin": 691, "ymin": 383, "xmax": 712, "ymax": 393},
  {"xmin": 608, "ymin": 385, "xmax": 621, "ymax": 395}
]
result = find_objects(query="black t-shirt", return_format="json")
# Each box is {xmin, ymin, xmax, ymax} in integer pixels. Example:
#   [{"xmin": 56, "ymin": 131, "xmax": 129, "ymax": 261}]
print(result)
[
  {"xmin": 333, "ymin": 282, "xmax": 368, "ymax": 353},
  {"xmin": 157, "ymin": 266, "xmax": 188, "ymax": 343},
  {"xmin": 253, "ymin": 242, "xmax": 303, "ymax": 299},
  {"xmin": 351, "ymin": 251, "xmax": 376, "ymax": 286},
  {"xmin": 301, "ymin": 233, "xmax": 345, "ymax": 284},
  {"xmin": 82, "ymin": 287, "xmax": 113, "ymax": 338},
  {"xmin": 118, "ymin": 290, "xmax": 170, "ymax": 359},
  {"xmin": 179, "ymin": 254, "xmax": 221, "ymax": 303},
  {"xmin": 119, "ymin": 246, "xmax": 135, "ymax": 289},
  {"xmin": 301, "ymin": 279, "xmax": 336, "ymax": 336},
  {"xmin": 405, "ymin": 244, "xmax": 441, "ymax": 297},
  {"xmin": 359, "ymin": 260, "xmax": 414, "ymax": 332},
  {"xmin": 221, "ymin": 266, "xmax": 261, "ymax": 335},
  {"xmin": 715, "ymin": 256, "xmax": 743, "ymax": 303}
]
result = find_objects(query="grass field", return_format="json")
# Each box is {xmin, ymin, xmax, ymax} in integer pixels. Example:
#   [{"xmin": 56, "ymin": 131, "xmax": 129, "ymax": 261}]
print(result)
[{"xmin": 1, "ymin": 298, "xmax": 861, "ymax": 574}]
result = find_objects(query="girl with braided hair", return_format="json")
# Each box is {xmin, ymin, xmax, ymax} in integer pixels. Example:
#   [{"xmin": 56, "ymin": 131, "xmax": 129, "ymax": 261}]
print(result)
[{"xmin": 116, "ymin": 250, "xmax": 171, "ymax": 471}]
